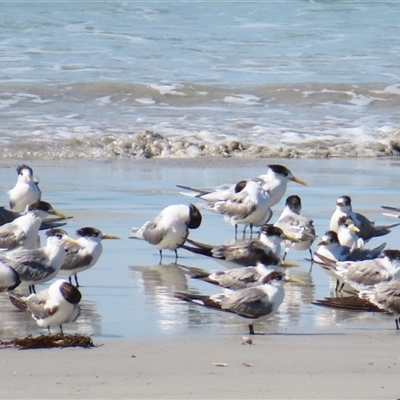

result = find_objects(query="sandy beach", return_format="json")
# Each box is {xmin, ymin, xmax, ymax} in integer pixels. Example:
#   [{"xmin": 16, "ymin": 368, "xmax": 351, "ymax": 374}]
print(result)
[
  {"xmin": 1, "ymin": 331, "xmax": 400, "ymax": 399},
  {"xmin": 1, "ymin": 157, "xmax": 400, "ymax": 399}
]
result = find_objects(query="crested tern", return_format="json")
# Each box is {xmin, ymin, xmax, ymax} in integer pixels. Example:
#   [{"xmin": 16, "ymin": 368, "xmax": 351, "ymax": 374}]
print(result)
[
  {"xmin": 58, "ymin": 227, "xmax": 120, "ymax": 287},
  {"xmin": 274, "ymin": 195, "xmax": 316, "ymax": 258},
  {"xmin": 330, "ymin": 195, "xmax": 400, "ymax": 242},
  {"xmin": 9, "ymin": 279, "xmax": 81, "ymax": 334},
  {"xmin": 0, "ymin": 206, "xmax": 42, "ymax": 251},
  {"xmin": 337, "ymin": 215, "xmax": 363, "ymax": 250},
  {"xmin": 0, "ymin": 201, "xmax": 70, "ymax": 230},
  {"xmin": 130, "ymin": 203, "xmax": 202, "ymax": 261},
  {"xmin": 182, "ymin": 225, "xmax": 297, "ymax": 269},
  {"xmin": 178, "ymin": 262, "xmax": 286, "ymax": 290},
  {"xmin": 313, "ymin": 279, "xmax": 400, "ymax": 330},
  {"xmin": 174, "ymin": 271, "xmax": 303, "ymax": 335},
  {"xmin": 0, "ymin": 228, "xmax": 81, "ymax": 294},
  {"xmin": 314, "ymin": 250, "xmax": 400, "ymax": 292},
  {"xmin": 177, "ymin": 164, "xmax": 306, "ymax": 207},
  {"xmin": 198, "ymin": 180, "xmax": 272, "ymax": 237},
  {"xmin": 8, "ymin": 165, "xmax": 42, "ymax": 213},
  {"xmin": 313, "ymin": 230, "xmax": 385, "ymax": 291}
]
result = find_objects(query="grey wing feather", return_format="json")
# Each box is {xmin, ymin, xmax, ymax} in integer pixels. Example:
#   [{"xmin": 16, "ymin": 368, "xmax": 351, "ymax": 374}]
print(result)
[{"xmin": 221, "ymin": 288, "xmax": 273, "ymax": 318}]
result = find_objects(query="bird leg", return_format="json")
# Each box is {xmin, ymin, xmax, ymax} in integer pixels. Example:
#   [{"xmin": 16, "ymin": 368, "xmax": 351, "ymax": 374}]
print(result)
[
  {"xmin": 158, "ymin": 250, "xmax": 163, "ymax": 265},
  {"xmin": 235, "ymin": 224, "xmax": 238, "ymax": 239},
  {"xmin": 59, "ymin": 325, "xmax": 64, "ymax": 336},
  {"xmin": 248, "ymin": 324, "xmax": 255, "ymax": 335},
  {"xmin": 29, "ymin": 285, "xmax": 36, "ymax": 294},
  {"xmin": 396, "ymin": 319, "xmax": 400, "ymax": 330},
  {"xmin": 174, "ymin": 249, "xmax": 178, "ymax": 261},
  {"xmin": 74, "ymin": 274, "xmax": 80, "ymax": 288}
]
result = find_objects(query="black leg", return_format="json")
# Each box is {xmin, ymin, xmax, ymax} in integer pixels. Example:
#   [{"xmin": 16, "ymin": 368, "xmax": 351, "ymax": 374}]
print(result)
[
  {"xmin": 174, "ymin": 249, "xmax": 178, "ymax": 260},
  {"xmin": 74, "ymin": 274, "xmax": 80, "ymax": 288},
  {"xmin": 396, "ymin": 319, "xmax": 399, "ymax": 330},
  {"xmin": 68, "ymin": 276, "xmax": 72, "ymax": 284},
  {"xmin": 249, "ymin": 324, "xmax": 255, "ymax": 335},
  {"xmin": 60, "ymin": 325, "xmax": 64, "ymax": 335},
  {"xmin": 235, "ymin": 224, "xmax": 238, "ymax": 239},
  {"xmin": 159, "ymin": 250, "xmax": 163, "ymax": 264}
]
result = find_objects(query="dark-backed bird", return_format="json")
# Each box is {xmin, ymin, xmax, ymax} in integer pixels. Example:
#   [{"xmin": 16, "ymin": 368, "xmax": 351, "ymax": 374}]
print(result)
[
  {"xmin": 9, "ymin": 279, "xmax": 81, "ymax": 334},
  {"xmin": 130, "ymin": 204, "xmax": 202, "ymax": 262},
  {"xmin": 182, "ymin": 225, "xmax": 298, "ymax": 269}
]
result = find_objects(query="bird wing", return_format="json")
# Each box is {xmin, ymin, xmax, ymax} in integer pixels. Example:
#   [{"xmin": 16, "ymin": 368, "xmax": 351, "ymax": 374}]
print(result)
[
  {"xmin": 27, "ymin": 290, "xmax": 58, "ymax": 319},
  {"xmin": 0, "ymin": 225, "xmax": 26, "ymax": 250},
  {"xmin": 220, "ymin": 287, "xmax": 273, "ymax": 319},
  {"xmin": 142, "ymin": 220, "xmax": 167, "ymax": 245}
]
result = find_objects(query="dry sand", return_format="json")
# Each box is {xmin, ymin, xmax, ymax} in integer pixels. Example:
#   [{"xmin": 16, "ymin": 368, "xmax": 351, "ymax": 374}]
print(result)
[{"xmin": 1, "ymin": 330, "xmax": 400, "ymax": 399}]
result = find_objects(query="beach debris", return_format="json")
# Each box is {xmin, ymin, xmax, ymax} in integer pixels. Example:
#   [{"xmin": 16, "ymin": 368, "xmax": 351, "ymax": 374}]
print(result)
[
  {"xmin": 241, "ymin": 335, "xmax": 253, "ymax": 345},
  {"xmin": 242, "ymin": 362, "xmax": 254, "ymax": 367},
  {"xmin": 0, "ymin": 333, "xmax": 95, "ymax": 350},
  {"xmin": 213, "ymin": 362, "xmax": 228, "ymax": 367}
]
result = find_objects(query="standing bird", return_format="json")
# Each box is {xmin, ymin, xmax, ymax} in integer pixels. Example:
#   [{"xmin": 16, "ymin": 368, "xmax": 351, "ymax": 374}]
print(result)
[
  {"xmin": 177, "ymin": 164, "xmax": 307, "ymax": 208},
  {"xmin": 313, "ymin": 278, "xmax": 400, "ymax": 330},
  {"xmin": 130, "ymin": 204, "xmax": 202, "ymax": 262},
  {"xmin": 0, "ymin": 228, "xmax": 81, "ymax": 294},
  {"xmin": 182, "ymin": 225, "xmax": 297, "ymax": 269},
  {"xmin": 174, "ymin": 271, "xmax": 303, "ymax": 335},
  {"xmin": 178, "ymin": 262, "xmax": 287, "ymax": 290},
  {"xmin": 0, "ymin": 206, "xmax": 42, "ymax": 251},
  {"xmin": 330, "ymin": 195, "xmax": 400, "ymax": 242},
  {"xmin": 9, "ymin": 279, "xmax": 81, "ymax": 335},
  {"xmin": 313, "ymin": 231, "xmax": 385, "ymax": 291},
  {"xmin": 314, "ymin": 250, "xmax": 400, "ymax": 292},
  {"xmin": 58, "ymin": 227, "xmax": 120, "ymax": 287},
  {"xmin": 8, "ymin": 165, "xmax": 42, "ymax": 213},
  {"xmin": 199, "ymin": 180, "xmax": 272, "ymax": 237},
  {"xmin": 274, "ymin": 195, "xmax": 316, "ymax": 259}
]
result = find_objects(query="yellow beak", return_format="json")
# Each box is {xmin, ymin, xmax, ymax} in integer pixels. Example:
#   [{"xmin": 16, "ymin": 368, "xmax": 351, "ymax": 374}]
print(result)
[
  {"xmin": 285, "ymin": 276, "xmax": 305, "ymax": 285},
  {"xmin": 291, "ymin": 176, "xmax": 307, "ymax": 186},
  {"xmin": 102, "ymin": 234, "xmax": 121, "ymax": 240}
]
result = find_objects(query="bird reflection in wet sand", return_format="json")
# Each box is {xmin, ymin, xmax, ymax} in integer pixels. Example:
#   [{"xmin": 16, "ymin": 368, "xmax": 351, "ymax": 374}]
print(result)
[{"xmin": 130, "ymin": 263, "xmax": 212, "ymax": 331}]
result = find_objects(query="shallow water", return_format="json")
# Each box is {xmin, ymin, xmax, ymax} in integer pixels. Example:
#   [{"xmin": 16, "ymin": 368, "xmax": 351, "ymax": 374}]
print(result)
[
  {"xmin": 1, "ymin": 157, "xmax": 400, "ymax": 341},
  {"xmin": 2, "ymin": 2, "xmax": 400, "ymax": 158}
]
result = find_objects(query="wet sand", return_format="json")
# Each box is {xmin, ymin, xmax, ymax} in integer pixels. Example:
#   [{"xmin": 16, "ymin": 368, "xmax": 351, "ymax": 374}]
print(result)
[{"xmin": 1, "ymin": 157, "xmax": 400, "ymax": 398}]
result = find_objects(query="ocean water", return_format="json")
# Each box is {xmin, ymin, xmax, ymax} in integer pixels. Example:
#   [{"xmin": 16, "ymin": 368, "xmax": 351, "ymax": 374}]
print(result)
[
  {"xmin": 2, "ymin": 1, "xmax": 400, "ymax": 159},
  {"xmin": 1, "ymin": 158, "xmax": 400, "ymax": 341}
]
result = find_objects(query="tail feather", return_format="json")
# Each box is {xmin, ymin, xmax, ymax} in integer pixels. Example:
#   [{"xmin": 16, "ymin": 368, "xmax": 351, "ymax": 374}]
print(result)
[
  {"xmin": 313, "ymin": 296, "xmax": 382, "ymax": 312},
  {"xmin": 177, "ymin": 264, "xmax": 212, "ymax": 279},
  {"xmin": 174, "ymin": 290, "xmax": 223, "ymax": 311},
  {"xmin": 9, "ymin": 293, "xmax": 29, "ymax": 312},
  {"xmin": 181, "ymin": 244, "xmax": 213, "ymax": 258},
  {"xmin": 176, "ymin": 184, "xmax": 212, "ymax": 197}
]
